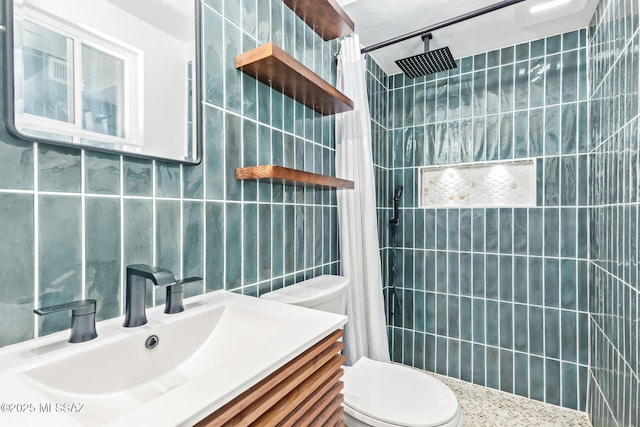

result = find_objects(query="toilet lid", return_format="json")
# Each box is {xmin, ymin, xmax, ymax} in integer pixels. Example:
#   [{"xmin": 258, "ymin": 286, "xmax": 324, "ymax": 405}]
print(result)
[{"xmin": 342, "ymin": 358, "xmax": 459, "ymax": 427}]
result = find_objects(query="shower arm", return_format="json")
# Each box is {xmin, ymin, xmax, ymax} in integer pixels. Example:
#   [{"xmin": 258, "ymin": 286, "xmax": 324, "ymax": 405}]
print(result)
[
  {"xmin": 422, "ymin": 33, "xmax": 432, "ymax": 52},
  {"xmin": 360, "ymin": 0, "xmax": 527, "ymax": 55}
]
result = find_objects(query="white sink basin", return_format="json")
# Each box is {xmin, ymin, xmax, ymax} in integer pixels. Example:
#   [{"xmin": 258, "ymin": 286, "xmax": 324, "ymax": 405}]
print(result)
[
  {"xmin": 25, "ymin": 304, "xmax": 291, "ymax": 395},
  {"xmin": 0, "ymin": 290, "xmax": 346, "ymax": 426}
]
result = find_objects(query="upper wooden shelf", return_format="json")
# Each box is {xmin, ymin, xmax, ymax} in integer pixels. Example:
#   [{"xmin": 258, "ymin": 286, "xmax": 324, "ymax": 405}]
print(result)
[
  {"xmin": 283, "ymin": 0, "xmax": 354, "ymax": 41},
  {"xmin": 235, "ymin": 43, "xmax": 353, "ymax": 116},
  {"xmin": 236, "ymin": 165, "xmax": 354, "ymax": 189}
]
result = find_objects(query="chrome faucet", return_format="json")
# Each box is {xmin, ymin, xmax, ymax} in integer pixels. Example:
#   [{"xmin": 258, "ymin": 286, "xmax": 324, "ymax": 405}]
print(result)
[
  {"xmin": 123, "ymin": 264, "xmax": 176, "ymax": 327},
  {"xmin": 34, "ymin": 299, "xmax": 98, "ymax": 343}
]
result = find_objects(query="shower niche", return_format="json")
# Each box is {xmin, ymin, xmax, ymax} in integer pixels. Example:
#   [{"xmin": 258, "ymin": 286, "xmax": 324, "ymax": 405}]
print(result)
[{"xmin": 419, "ymin": 160, "xmax": 537, "ymax": 208}]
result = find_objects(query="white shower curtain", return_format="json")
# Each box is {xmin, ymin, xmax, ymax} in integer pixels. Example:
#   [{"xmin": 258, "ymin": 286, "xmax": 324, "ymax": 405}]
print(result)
[{"xmin": 336, "ymin": 34, "xmax": 390, "ymax": 365}]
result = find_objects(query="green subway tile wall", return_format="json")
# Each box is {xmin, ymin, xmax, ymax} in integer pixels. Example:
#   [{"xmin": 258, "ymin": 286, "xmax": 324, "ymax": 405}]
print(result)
[
  {"xmin": 588, "ymin": 0, "xmax": 640, "ymax": 425},
  {"xmin": 367, "ymin": 30, "xmax": 591, "ymax": 411},
  {"xmin": 0, "ymin": 0, "xmax": 340, "ymax": 347}
]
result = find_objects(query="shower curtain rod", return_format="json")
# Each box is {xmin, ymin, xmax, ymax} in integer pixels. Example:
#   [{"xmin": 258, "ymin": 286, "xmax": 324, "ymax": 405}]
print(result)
[{"xmin": 360, "ymin": 0, "xmax": 527, "ymax": 54}]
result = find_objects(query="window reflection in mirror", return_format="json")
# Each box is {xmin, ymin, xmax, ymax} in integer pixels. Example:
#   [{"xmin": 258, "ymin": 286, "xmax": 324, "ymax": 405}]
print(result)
[
  {"xmin": 6, "ymin": 0, "xmax": 200, "ymax": 163},
  {"xmin": 20, "ymin": 20, "xmax": 75, "ymax": 125},
  {"xmin": 17, "ymin": 17, "xmax": 134, "ymax": 143},
  {"xmin": 81, "ymin": 45, "xmax": 125, "ymax": 139}
]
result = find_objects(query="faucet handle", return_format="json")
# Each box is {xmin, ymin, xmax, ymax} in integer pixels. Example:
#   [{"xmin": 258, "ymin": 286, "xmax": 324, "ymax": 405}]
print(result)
[
  {"xmin": 34, "ymin": 299, "xmax": 98, "ymax": 343},
  {"xmin": 165, "ymin": 277, "xmax": 203, "ymax": 314},
  {"xmin": 34, "ymin": 299, "xmax": 97, "ymax": 316},
  {"xmin": 175, "ymin": 276, "xmax": 203, "ymax": 286}
]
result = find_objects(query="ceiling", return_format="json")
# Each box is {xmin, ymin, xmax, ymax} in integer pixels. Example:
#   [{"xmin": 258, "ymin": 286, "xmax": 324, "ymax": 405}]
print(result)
[
  {"xmin": 337, "ymin": 0, "xmax": 599, "ymax": 75},
  {"xmin": 107, "ymin": 0, "xmax": 193, "ymax": 42}
]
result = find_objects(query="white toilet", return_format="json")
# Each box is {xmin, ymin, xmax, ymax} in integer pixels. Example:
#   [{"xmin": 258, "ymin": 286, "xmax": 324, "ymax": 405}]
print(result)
[{"xmin": 261, "ymin": 275, "xmax": 462, "ymax": 427}]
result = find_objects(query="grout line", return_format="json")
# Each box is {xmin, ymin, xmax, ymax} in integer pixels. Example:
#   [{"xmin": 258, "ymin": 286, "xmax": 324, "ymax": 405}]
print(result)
[
  {"xmin": 179, "ymin": 164, "xmax": 184, "ymax": 280},
  {"xmin": 119, "ymin": 155, "xmax": 125, "ymax": 315},
  {"xmin": 386, "ymin": 285, "xmax": 592, "ymax": 314},
  {"xmin": 221, "ymin": 0, "xmax": 229, "ymax": 292},
  {"xmin": 589, "ymin": 262, "xmax": 640, "ymax": 385},
  {"xmin": 81, "ymin": 150, "xmax": 86, "ymax": 299},
  {"xmin": 225, "ymin": 261, "xmax": 341, "ymax": 292},
  {"xmin": 387, "ymin": 323, "xmax": 590, "ymax": 368},
  {"xmin": 588, "ymin": 365, "xmax": 620, "ymax": 425},
  {"xmin": 232, "ymin": 120, "xmax": 248, "ymax": 287},
  {"xmin": 375, "ymin": 247, "xmax": 591, "ymax": 263},
  {"xmin": 152, "ymin": 160, "xmax": 157, "ymax": 304},
  {"xmin": 33, "ymin": 143, "xmax": 40, "ymax": 338},
  {"xmin": 202, "ymin": 100, "xmax": 336, "ymax": 154},
  {"xmin": 222, "ymin": 130, "xmax": 228, "ymax": 293},
  {"xmin": 385, "ymin": 46, "xmax": 588, "ymax": 91},
  {"xmin": 0, "ymin": 186, "xmax": 342, "ymax": 207},
  {"xmin": 590, "ymin": 24, "xmax": 640, "ymax": 97},
  {"xmin": 0, "ymin": 180, "xmax": 598, "ymax": 209},
  {"xmin": 202, "ymin": 110, "xmax": 208, "ymax": 295}
]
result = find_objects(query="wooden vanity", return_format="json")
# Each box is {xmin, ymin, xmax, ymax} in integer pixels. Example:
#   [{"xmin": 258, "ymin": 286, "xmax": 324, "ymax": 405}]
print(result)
[{"xmin": 196, "ymin": 330, "xmax": 346, "ymax": 426}]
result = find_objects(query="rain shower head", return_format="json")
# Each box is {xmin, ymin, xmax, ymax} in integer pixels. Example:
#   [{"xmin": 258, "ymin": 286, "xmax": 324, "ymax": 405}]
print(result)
[{"xmin": 395, "ymin": 33, "xmax": 457, "ymax": 79}]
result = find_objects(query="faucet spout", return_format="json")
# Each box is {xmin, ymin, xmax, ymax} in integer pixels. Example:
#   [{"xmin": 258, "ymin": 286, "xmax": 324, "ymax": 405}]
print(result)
[
  {"xmin": 123, "ymin": 264, "xmax": 176, "ymax": 327},
  {"xmin": 126, "ymin": 264, "xmax": 176, "ymax": 286}
]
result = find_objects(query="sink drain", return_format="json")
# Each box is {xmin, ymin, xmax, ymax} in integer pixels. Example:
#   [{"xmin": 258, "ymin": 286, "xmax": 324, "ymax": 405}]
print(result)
[{"xmin": 145, "ymin": 335, "xmax": 159, "ymax": 349}]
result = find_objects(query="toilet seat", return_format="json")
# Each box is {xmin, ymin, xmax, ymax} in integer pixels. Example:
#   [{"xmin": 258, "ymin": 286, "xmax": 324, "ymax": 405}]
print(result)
[{"xmin": 342, "ymin": 358, "xmax": 462, "ymax": 427}]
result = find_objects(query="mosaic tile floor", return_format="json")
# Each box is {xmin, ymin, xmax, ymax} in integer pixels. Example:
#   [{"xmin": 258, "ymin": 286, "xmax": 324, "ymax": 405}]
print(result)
[{"xmin": 432, "ymin": 373, "xmax": 592, "ymax": 427}]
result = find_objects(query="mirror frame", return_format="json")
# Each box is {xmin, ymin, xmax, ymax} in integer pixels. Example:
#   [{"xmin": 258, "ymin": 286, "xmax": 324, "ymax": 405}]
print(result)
[{"xmin": 3, "ymin": 0, "xmax": 203, "ymax": 164}]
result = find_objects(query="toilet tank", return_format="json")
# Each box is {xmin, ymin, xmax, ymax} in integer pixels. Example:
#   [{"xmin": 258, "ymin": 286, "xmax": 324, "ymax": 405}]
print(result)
[{"xmin": 260, "ymin": 275, "xmax": 349, "ymax": 316}]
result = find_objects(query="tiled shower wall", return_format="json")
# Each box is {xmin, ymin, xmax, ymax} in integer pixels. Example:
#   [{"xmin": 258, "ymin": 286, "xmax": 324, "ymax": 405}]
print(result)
[
  {"xmin": 588, "ymin": 0, "xmax": 640, "ymax": 425},
  {"xmin": 368, "ymin": 31, "xmax": 591, "ymax": 411},
  {"xmin": 366, "ymin": 57, "xmax": 392, "ymax": 292},
  {"xmin": 0, "ymin": 0, "xmax": 341, "ymax": 347}
]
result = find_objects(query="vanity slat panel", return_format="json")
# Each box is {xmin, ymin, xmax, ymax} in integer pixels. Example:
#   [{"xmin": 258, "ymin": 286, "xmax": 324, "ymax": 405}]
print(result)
[
  {"xmin": 323, "ymin": 404, "xmax": 345, "ymax": 427},
  {"xmin": 251, "ymin": 355, "xmax": 344, "ymax": 426},
  {"xmin": 232, "ymin": 353, "xmax": 345, "ymax": 426},
  {"xmin": 280, "ymin": 374, "xmax": 343, "ymax": 426},
  {"xmin": 195, "ymin": 330, "xmax": 344, "ymax": 427},
  {"xmin": 288, "ymin": 380, "xmax": 343, "ymax": 427},
  {"xmin": 308, "ymin": 394, "xmax": 344, "ymax": 426}
]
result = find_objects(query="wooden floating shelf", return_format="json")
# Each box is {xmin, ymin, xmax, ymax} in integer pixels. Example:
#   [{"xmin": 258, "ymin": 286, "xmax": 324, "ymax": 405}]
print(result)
[
  {"xmin": 236, "ymin": 165, "xmax": 354, "ymax": 189},
  {"xmin": 235, "ymin": 43, "xmax": 353, "ymax": 116},
  {"xmin": 283, "ymin": 0, "xmax": 354, "ymax": 41}
]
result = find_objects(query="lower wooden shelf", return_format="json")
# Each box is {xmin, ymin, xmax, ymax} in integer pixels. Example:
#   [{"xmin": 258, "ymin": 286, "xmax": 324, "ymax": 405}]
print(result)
[{"xmin": 236, "ymin": 165, "xmax": 354, "ymax": 189}]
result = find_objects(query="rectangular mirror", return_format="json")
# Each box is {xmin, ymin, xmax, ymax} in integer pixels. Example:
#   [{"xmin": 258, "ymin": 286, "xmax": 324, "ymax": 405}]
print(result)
[{"xmin": 4, "ymin": 0, "xmax": 202, "ymax": 164}]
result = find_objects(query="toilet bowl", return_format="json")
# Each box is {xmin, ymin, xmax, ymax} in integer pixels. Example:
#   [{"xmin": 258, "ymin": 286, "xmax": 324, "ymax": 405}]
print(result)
[{"xmin": 261, "ymin": 275, "xmax": 462, "ymax": 427}]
